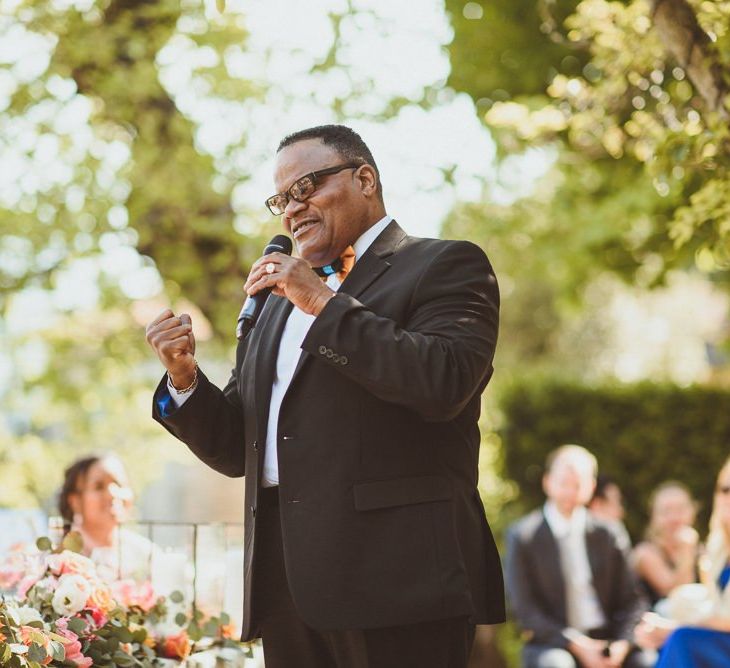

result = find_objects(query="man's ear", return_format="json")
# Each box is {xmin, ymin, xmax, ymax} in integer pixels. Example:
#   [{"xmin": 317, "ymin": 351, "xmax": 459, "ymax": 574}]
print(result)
[{"xmin": 356, "ymin": 164, "xmax": 378, "ymax": 197}]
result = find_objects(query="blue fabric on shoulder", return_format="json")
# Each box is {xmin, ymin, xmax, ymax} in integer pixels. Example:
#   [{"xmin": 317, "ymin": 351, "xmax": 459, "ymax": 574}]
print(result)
[
  {"xmin": 718, "ymin": 564, "xmax": 730, "ymax": 591},
  {"xmin": 656, "ymin": 627, "xmax": 730, "ymax": 667},
  {"xmin": 156, "ymin": 387, "xmax": 176, "ymax": 418}
]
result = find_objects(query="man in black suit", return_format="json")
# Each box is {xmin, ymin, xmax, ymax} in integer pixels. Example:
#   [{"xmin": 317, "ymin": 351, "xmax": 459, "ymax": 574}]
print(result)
[
  {"xmin": 146, "ymin": 125, "xmax": 504, "ymax": 666},
  {"xmin": 505, "ymin": 445, "xmax": 652, "ymax": 668}
]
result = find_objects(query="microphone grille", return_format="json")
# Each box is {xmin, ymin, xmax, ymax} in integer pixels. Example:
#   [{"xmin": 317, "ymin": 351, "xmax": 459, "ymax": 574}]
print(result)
[{"xmin": 265, "ymin": 234, "xmax": 293, "ymax": 256}]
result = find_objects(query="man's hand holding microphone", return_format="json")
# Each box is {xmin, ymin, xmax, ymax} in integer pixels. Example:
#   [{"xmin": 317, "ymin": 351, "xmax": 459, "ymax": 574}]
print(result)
[{"xmin": 146, "ymin": 234, "xmax": 335, "ymax": 383}]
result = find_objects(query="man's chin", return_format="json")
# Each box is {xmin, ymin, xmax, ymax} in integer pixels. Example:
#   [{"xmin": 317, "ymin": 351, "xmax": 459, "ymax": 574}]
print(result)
[{"xmin": 296, "ymin": 244, "xmax": 335, "ymax": 268}]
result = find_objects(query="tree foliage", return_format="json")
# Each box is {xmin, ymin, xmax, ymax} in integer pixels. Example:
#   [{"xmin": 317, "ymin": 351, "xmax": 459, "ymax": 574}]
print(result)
[
  {"xmin": 1, "ymin": 0, "xmax": 273, "ymax": 336},
  {"xmin": 446, "ymin": 0, "xmax": 730, "ymax": 286}
]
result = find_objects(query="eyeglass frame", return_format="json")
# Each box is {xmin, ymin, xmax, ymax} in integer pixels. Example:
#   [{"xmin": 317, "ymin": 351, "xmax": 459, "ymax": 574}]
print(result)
[{"xmin": 265, "ymin": 163, "xmax": 361, "ymax": 215}]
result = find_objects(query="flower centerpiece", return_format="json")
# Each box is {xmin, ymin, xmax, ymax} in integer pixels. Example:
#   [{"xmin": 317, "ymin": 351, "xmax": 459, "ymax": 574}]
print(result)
[{"xmin": 0, "ymin": 535, "xmax": 252, "ymax": 667}]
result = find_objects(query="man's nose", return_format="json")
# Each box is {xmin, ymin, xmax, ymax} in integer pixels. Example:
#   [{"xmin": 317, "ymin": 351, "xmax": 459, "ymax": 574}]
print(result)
[{"xmin": 284, "ymin": 196, "xmax": 307, "ymax": 217}]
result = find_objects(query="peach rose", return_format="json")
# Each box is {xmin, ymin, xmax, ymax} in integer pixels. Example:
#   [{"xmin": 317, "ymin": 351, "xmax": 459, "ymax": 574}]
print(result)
[
  {"xmin": 86, "ymin": 583, "xmax": 115, "ymax": 613},
  {"xmin": 159, "ymin": 631, "xmax": 192, "ymax": 660},
  {"xmin": 220, "ymin": 623, "xmax": 237, "ymax": 639}
]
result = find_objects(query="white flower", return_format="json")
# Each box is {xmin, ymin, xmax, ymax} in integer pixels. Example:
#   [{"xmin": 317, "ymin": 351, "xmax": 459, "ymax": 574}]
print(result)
[
  {"xmin": 16, "ymin": 606, "xmax": 44, "ymax": 625},
  {"xmin": 52, "ymin": 574, "xmax": 91, "ymax": 616}
]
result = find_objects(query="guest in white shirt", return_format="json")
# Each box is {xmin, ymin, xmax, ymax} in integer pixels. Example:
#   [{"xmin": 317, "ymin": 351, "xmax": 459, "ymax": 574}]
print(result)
[{"xmin": 505, "ymin": 445, "xmax": 652, "ymax": 668}]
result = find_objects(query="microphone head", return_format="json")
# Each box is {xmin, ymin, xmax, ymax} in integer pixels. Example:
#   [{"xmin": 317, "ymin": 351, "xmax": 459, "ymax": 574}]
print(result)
[{"xmin": 264, "ymin": 234, "xmax": 293, "ymax": 256}]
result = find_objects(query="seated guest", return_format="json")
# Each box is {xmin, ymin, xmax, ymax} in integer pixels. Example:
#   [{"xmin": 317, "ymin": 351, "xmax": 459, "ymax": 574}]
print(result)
[
  {"xmin": 589, "ymin": 474, "xmax": 632, "ymax": 549},
  {"xmin": 589, "ymin": 474, "xmax": 626, "ymax": 524},
  {"xmin": 632, "ymin": 481, "xmax": 700, "ymax": 607},
  {"xmin": 58, "ymin": 454, "xmax": 154, "ymax": 581},
  {"xmin": 506, "ymin": 445, "xmax": 652, "ymax": 668},
  {"xmin": 635, "ymin": 458, "xmax": 730, "ymax": 666}
]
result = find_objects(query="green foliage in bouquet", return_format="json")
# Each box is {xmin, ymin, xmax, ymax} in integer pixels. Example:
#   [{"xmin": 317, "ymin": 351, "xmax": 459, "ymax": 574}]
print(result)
[{"xmin": 500, "ymin": 380, "xmax": 730, "ymax": 539}]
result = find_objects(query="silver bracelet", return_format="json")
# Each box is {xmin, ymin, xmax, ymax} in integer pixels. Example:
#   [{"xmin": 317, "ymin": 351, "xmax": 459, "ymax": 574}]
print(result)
[{"xmin": 170, "ymin": 361, "xmax": 198, "ymax": 394}]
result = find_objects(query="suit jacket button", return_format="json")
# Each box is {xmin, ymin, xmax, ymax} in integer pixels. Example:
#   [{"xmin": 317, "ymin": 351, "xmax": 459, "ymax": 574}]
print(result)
[
  {"xmin": 326, "ymin": 349, "xmax": 334, "ymax": 358},
  {"xmin": 318, "ymin": 345, "xmax": 327, "ymax": 355},
  {"xmin": 253, "ymin": 440, "xmax": 258, "ymax": 451},
  {"xmin": 332, "ymin": 354, "xmax": 340, "ymax": 363},
  {"xmin": 340, "ymin": 356, "xmax": 348, "ymax": 365},
  {"xmin": 250, "ymin": 505, "xmax": 256, "ymax": 517}
]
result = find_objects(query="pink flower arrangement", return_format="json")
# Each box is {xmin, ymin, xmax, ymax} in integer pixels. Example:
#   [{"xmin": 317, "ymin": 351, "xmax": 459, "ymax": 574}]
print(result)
[
  {"xmin": 54, "ymin": 618, "xmax": 93, "ymax": 668},
  {"xmin": 0, "ymin": 547, "xmax": 26, "ymax": 590},
  {"xmin": 85, "ymin": 604, "xmax": 109, "ymax": 630},
  {"xmin": 16, "ymin": 574, "xmax": 46, "ymax": 599},
  {"xmin": 0, "ymin": 539, "xmax": 252, "ymax": 666},
  {"xmin": 111, "ymin": 579, "xmax": 158, "ymax": 612},
  {"xmin": 46, "ymin": 552, "xmax": 97, "ymax": 579}
]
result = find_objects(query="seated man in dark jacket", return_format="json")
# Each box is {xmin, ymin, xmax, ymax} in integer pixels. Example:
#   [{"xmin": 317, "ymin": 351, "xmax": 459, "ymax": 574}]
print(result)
[{"xmin": 505, "ymin": 445, "xmax": 653, "ymax": 668}]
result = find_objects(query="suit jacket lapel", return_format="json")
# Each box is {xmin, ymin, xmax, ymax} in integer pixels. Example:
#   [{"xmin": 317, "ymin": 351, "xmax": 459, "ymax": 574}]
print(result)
[
  {"xmin": 287, "ymin": 219, "xmax": 407, "ymax": 387},
  {"xmin": 338, "ymin": 219, "xmax": 405, "ymax": 300},
  {"xmin": 251, "ymin": 295, "xmax": 293, "ymax": 460},
  {"xmin": 585, "ymin": 517, "xmax": 606, "ymax": 610},
  {"xmin": 537, "ymin": 515, "xmax": 568, "ymax": 624}
]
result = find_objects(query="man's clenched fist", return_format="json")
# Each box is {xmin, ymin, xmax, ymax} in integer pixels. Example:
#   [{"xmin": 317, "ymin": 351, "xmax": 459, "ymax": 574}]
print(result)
[{"xmin": 145, "ymin": 309, "xmax": 196, "ymax": 389}]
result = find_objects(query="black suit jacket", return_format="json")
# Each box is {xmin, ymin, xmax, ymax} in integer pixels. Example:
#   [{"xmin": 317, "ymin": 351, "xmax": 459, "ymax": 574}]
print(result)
[
  {"xmin": 505, "ymin": 508, "xmax": 647, "ymax": 648},
  {"xmin": 153, "ymin": 220, "xmax": 504, "ymax": 640}
]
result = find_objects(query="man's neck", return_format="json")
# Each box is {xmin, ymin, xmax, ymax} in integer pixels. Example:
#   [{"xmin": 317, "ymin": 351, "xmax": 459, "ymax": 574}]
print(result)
[{"xmin": 547, "ymin": 500, "xmax": 579, "ymax": 520}]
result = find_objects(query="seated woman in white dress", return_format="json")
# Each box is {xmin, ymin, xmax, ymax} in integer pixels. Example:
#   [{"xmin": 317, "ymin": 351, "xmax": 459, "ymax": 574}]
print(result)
[
  {"xmin": 634, "ymin": 457, "xmax": 730, "ymax": 667},
  {"xmin": 58, "ymin": 454, "xmax": 155, "ymax": 583}
]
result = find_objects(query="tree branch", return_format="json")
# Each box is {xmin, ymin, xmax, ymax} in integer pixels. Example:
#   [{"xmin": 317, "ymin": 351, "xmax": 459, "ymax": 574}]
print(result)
[{"xmin": 651, "ymin": 0, "xmax": 728, "ymax": 117}]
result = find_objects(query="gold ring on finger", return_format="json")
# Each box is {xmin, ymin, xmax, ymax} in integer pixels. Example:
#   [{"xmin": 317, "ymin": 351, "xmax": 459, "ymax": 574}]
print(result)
[{"xmin": 266, "ymin": 262, "xmax": 275, "ymax": 274}]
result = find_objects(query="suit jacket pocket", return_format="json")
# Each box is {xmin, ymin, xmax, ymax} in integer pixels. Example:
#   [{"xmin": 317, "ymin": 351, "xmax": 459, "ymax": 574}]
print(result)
[{"xmin": 353, "ymin": 475, "xmax": 452, "ymax": 511}]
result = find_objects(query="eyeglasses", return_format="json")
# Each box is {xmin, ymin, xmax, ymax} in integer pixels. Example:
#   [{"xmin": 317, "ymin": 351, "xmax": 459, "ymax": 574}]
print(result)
[
  {"xmin": 265, "ymin": 163, "xmax": 359, "ymax": 215},
  {"xmin": 716, "ymin": 485, "xmax": 730, "ymax": 495}
]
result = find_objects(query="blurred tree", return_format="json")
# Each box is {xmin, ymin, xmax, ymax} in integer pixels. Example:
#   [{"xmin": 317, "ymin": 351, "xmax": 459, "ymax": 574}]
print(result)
[
  {"xmin": 0, "ymin": 0, "xmax": 273, "ymax": 508},
  {"xmin": 446, "ymin": 0, "xmax": 730, "ymax": 288},
  {"xmin": 1, "ymin": 0, "xmax": 272, "ymax": 337}
]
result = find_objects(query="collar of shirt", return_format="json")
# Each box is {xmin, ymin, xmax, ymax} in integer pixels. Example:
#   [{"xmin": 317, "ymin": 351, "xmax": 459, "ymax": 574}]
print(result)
[
  {"xmin": 352, "ymin": 214, "xmax": 393, "ymax": 262},
  {"xmin": 544, "ymin": 502, "xmax": 587, "ymax": 540}
]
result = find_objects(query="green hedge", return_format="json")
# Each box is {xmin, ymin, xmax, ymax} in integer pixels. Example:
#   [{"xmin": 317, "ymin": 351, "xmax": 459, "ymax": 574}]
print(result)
[{"xmin": 500, "ymin": 381, "xmax": 730, "ymax": 540}]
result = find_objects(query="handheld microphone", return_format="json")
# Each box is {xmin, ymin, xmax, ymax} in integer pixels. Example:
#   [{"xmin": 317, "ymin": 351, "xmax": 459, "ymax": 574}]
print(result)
[{"xmin": 236, "ymin": 234, "xmax": 293, "ymax": 340}]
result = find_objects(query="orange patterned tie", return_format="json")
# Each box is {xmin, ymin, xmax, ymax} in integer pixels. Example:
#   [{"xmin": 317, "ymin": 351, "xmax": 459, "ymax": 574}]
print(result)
[{"xmin": 313, "ymin": 246, "xmax": 356, "ymax": 282}]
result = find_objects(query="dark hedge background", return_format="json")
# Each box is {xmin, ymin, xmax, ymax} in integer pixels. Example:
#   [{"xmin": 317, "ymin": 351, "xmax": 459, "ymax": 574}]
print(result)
[{"xmin": 500, "ymin": 381, "xmax": 730, "ymax": 540}]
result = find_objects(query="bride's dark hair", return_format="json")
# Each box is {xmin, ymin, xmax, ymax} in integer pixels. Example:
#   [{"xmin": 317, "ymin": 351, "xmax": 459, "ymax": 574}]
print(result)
[{"xmin": 58, "ymin": 456, "xmax": 101, "ymax": 532}]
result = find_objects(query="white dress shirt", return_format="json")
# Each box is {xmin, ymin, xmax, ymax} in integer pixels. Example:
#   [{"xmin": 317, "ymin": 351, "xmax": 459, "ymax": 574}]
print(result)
[
  {"xmin": 168, "ymin": 215, "xmax": 393, "ymax": 487},
  {"xmin": 543, "ymin": 502, "xmax": 607, "ymax": 634}
]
